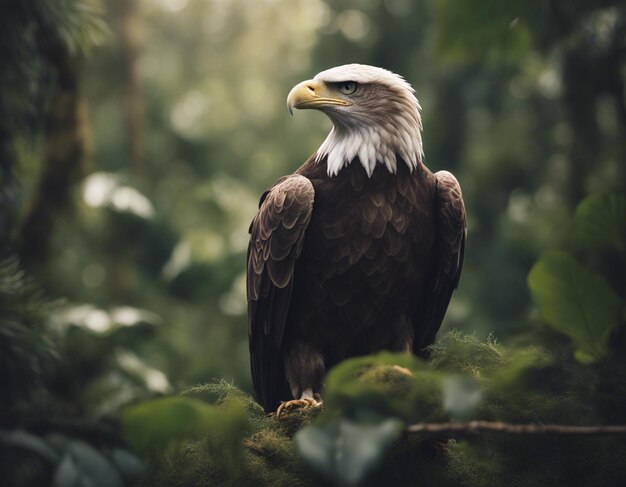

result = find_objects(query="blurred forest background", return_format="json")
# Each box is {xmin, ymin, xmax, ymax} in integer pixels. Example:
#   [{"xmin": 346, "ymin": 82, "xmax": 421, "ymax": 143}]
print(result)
[{"xmin": 1, "ymin": 0, "xmax": 625, "ymax": 486}]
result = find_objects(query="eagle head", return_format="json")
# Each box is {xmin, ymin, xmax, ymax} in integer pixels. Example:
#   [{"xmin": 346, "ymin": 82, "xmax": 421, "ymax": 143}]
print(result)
[{"xmin": 287, "ymin": 64, "xmax": 423, "ymax": 177}]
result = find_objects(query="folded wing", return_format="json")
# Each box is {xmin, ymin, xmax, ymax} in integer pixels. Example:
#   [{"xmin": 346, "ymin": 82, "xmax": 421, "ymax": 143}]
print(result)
[
  {"xmin": 247, "ymin": 175, "xmax": 315, "ymax": 411},
  {"xmin": 413, "ymin": 170, "xmax": 466, "ymax": 354}
]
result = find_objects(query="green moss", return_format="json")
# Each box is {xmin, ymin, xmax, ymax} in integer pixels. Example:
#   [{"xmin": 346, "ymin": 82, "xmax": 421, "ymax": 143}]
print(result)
[
  {"xmin": 429, "ymin": 330, "xmax": 505, "ymax": 378},
  {"xmin": 135, "ymin": 380, "xmax": 316, "ymax": 487},
  {"xmin": 446, "ymin": 439, "xmax": 503, "ymax": 487},
  {"xmin": 322, "ymin": 351, "xmax": 445, "ymax": 423},
  {"xmin": 245, "ymin": 430, "xmax": 313, "ymax": 487},
  {"xmin": 272, "ymin": 402, "xmax": 324, "ymax": 437},
  {"xmin": 183, "ymin": 379, "xmax": 269, "ymax": 432}
]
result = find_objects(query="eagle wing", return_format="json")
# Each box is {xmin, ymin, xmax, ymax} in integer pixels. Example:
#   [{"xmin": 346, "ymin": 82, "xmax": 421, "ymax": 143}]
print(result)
[
  {"xmin": 247, "ymin": 174, "xmax": 315, "ymax": 412},
  {"xmin": 414, "ymin": 170, "xmax": 466, "ymax": 354}
]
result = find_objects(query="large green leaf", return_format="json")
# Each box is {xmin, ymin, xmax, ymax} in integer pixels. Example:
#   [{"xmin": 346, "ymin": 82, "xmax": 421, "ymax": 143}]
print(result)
[
  {"xmin": 574, "ymin": 193, "xmax": 626, "ymax": 251},
  {"xmin": 121, "ymin": 396, "xmax": 249, "ymax": 456},
  {"xmin": 528, "ymin": 251, "xmax": 622, "ymax": 362},
  {"xmin": 294, "ymin": 417, "xmax": 404, "ymax": 486}
]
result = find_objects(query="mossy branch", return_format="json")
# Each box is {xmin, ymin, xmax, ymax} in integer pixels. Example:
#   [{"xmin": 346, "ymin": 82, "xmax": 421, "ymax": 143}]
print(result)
[{"xmin": 407, "ymin": 420, "xmax": 626, "ymax": 436}]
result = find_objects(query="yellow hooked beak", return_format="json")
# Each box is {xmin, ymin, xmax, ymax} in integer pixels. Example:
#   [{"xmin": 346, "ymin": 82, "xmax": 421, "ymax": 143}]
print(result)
[{"xmin": 287, "ymin": 79, "xmax": 351, "ymax": 115}]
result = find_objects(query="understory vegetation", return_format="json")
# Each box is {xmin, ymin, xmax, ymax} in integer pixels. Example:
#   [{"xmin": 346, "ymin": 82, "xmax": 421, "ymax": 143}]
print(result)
[{"xmin": 133, "ymin": 326, "xmax": 626, "ymax": 487}]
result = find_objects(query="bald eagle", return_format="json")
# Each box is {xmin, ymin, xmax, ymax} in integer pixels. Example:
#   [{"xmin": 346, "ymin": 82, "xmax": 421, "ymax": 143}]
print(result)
[{"xmin": 247, "ymin": 64, "xmax": 466, "ymax": 414}]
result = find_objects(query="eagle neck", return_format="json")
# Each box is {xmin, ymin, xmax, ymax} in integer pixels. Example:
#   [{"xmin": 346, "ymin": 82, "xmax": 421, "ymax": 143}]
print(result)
[{"xmin": 315, "ymin": 105, "xmax": 424, "ymax": 178}]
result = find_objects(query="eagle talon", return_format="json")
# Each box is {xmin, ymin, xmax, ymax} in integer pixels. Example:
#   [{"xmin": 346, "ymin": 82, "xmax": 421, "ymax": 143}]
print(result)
[{"xmin": 275, "ymin": 397, "xmax": 320, "ymax": 417}]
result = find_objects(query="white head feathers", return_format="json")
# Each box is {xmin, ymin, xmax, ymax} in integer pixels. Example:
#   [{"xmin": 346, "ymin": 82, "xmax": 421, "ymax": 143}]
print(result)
[{"xmin": 313, "ymin": 64, "xmax": 424, "ymax": 177}]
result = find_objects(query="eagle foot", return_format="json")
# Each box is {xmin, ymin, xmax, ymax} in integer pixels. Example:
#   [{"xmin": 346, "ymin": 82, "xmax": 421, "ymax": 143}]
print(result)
[
  {"xmin": 275, "ymin": 397, "xmax": 321, "ymax": 418},
  {"xmin": 392, "ymin": 365, "xmax": 413, "ymax": 376}
]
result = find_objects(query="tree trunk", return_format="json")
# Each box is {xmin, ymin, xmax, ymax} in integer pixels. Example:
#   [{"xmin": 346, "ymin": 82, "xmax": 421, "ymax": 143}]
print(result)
[
  {"xmin": 119, "ymin": 0, "xmax": 145, "ymax": 176},
  {"xmin": 19, "ymin": 30, "xmax": 89, "ymax": 269}
]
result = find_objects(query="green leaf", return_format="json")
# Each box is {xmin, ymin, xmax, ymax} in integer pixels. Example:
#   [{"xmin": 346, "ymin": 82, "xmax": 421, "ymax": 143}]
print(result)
[
  {"xmin": 40, "ymin": 0, "xmax": 109, "ymax": 54},
  {"xmin": 294, "ymin": 417, "xmax": 404, "ymax": 486},
  {"xmin": 64, "ymin": 440, "xmax": 124, "ymax": 487},
  {"xmin": 53, "ymin": 454, "xmax": 80, "ymax": 487},
  {"xmin": 121, "ymin": 396, "xmax": 249, "ymax": 456},
  {"xmin": 528, "ymin": 251, "xmax": 622, "ymax": 362},
  {"xmin": 442, "ymin": 376, "xmax": 482, "ymax": 421},
  {"xmin": 110, "ymin": 448, "xmax": 144, "ymax": 481},
  {"xmin": 0, "ymin": 430, "xmax": 60, "ymax": 464},
  {"xmin": 574, "ymin": 193, "xmax": 626, "ymax": 251}
]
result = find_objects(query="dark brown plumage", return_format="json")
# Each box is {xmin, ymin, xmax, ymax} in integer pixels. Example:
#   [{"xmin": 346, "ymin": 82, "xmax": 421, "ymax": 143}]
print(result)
[{"xmin": 247, "ymin": 64, "xmax": 466, "ymax": 412}]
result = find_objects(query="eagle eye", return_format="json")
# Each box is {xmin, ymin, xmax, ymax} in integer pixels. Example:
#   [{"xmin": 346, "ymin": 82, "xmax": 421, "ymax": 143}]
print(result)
[{"xmin": 339, "ymin": 81, "xmax": 358, "ymax": 95}]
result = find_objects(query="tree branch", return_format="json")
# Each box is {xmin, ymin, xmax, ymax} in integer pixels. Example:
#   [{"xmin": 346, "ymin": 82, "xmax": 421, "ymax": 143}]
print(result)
[{"xmin": 407, "ymin": 420, "xmax": 626, "ymax": 436}]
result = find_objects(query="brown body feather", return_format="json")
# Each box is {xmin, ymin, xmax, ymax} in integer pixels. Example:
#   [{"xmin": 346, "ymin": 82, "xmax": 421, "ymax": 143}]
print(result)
[{"xmin": 248, "ymin": 154, "xmax": 465, "ymax": 412}]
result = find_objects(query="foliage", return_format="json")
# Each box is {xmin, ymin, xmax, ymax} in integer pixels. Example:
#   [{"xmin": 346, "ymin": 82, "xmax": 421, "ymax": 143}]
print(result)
[
  {"xmin": 0, "ymin": 258, "xmax": 56, "ymax": 409},
  {"xmin": 295, "ymin": 417, "xmax": 404, "ymax": 487},
  {"xmin": 130, "ymin": 328, "xmax": 626, "ymax": 486},
  {"xmin": 134, "ymin": 381, "xmax": 311, "ymax": 487},
  {"xmin": 0, "ymin": 259, "xmax": 146, "ymax": 487},
  {"xmin": 0, "ymin": 4, "xmax": 144, "ymax": 487},
  {"xmin": 37, "ymin": 0, "xmax": 108, "ymax": 55},
  {"xmin": 321, "ymin": 352, "xmax": 444, "ymax": 423},
  {"xmin": 528, "ymin": 251, "xmax": 621, "ymax": 362},
  {"xmin": 0, "ymin": 0, "xmax": 105, "ymax": 196},
  {"xmin": 121, "ymin": 396, "xmax": 249, "ymax": 456},
  {"xmin": 52, "ymin": 303, "xmax": 166, "ymax": 415},
  {"xmin": 1, "ymin": 429, "xmax": 143, "ymax": 487},
  {"xmin": 529, "ymin": 193, "xmax": 626, "ymax": 362},
  {"xmin": 574, "ymin": 194, "xmax": 626, "ymax": 252}
]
